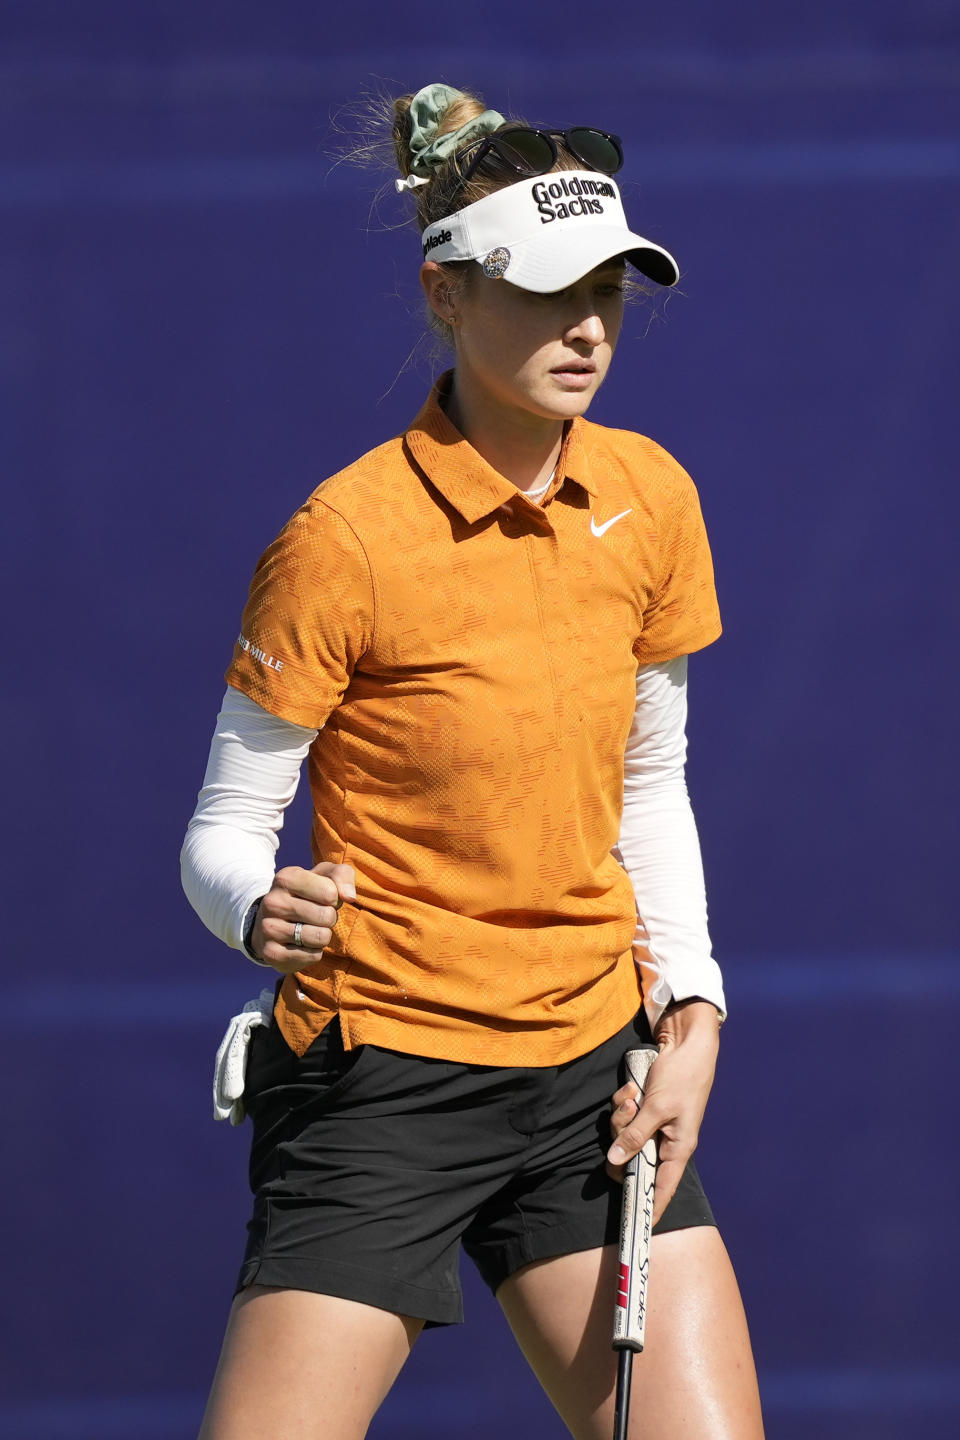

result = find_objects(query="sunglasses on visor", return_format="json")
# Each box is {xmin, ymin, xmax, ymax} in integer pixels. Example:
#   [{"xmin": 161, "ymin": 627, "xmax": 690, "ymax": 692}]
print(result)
[{"xmin": 454, "ymin": 126, "xmax": 624, "ymax": 191}]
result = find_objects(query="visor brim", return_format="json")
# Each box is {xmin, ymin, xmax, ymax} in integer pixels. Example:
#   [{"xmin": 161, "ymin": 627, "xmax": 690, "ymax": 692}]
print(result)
[{"xmin": 496, "ymin": 226, "xmax": 679, "ymax": 291}]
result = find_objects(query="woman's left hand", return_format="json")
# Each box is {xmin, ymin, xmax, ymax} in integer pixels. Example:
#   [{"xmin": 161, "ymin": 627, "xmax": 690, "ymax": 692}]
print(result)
[{"xmin": 606, "ymin": 998, "xmax": 721, "ymax": 1225}]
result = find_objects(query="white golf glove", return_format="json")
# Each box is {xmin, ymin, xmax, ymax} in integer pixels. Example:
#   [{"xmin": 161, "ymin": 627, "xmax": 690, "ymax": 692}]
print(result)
[{"xmin": 212, "ymin": 987, "xmax": 275, "ymax": 1125}]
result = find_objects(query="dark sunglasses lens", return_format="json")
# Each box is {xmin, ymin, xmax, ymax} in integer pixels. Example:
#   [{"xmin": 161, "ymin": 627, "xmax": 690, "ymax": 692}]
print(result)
[
  {"xmin": 490, "ymin": 129, "xmax": 556, "ymax": 175},
  {"xmin": 566, "ymin": 128, "xmax": 623, "ymax": 174}
]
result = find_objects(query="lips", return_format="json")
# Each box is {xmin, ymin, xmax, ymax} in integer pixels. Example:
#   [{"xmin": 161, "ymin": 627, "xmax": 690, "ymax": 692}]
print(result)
[{"xmin": 550, "ymin": 360, "xmax": 597, "ymax": 390}]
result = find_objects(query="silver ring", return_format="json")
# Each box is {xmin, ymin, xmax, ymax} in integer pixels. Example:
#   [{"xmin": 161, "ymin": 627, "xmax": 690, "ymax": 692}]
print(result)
[{"xmin": 292, "ymin": 921, "xmax": 303, "ymax": 948}]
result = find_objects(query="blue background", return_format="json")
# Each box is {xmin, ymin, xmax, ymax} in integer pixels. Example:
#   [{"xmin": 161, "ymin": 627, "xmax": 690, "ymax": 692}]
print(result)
[{"xmin": 2, "ymin": 3, "xmax": 958, "ymax": 1436}]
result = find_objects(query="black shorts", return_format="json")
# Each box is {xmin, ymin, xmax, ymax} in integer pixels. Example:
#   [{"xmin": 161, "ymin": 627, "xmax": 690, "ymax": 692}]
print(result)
[{"xmin": 236, "ymin": 1003, "xmax": 715, "ymax": 1326}]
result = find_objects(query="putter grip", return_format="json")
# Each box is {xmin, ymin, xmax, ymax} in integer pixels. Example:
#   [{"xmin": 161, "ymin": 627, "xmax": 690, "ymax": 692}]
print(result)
[{"xmin": 612, "ymin": 1044, "xmax": 659, "ymax": 1352}]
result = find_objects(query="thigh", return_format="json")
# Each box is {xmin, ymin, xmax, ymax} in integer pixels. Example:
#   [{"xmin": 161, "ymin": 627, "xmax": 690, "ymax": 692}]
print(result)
[
  {"xmin": 497, "ymin": 1230, "xmax": 765, "ymax": 1440},
  {"xmin": 198, "ymin": 1285, "xmax": 422, "ymax": 1440}
]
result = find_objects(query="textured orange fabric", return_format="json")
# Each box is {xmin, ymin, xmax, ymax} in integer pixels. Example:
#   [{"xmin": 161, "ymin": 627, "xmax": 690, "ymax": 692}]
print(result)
[{"xmin": 225, "ymin": 373, "xmax": 721, "ymax": 1065}]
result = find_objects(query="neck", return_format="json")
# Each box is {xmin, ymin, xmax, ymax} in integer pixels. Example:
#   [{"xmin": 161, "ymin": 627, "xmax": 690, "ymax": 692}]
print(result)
[{"xmin": 443, "ymin": 370, "xmax": 564, "ymax": 493}]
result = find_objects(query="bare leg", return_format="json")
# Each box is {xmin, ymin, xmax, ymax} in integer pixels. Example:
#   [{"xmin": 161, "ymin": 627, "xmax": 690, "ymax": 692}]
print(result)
[
  {"xmin": 497, "ymin": 1229, "xmax": 764, "ymax": 1439},
  {"xmin": 198, "ymin": 1285, "xmax": 423, "ymax": 1440}
]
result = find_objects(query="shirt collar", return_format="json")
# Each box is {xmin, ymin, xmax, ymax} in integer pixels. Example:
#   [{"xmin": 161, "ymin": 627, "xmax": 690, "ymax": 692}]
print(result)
[{"xmin": 404, "ymin": 371, "xmax": 598, "ymax": 524}]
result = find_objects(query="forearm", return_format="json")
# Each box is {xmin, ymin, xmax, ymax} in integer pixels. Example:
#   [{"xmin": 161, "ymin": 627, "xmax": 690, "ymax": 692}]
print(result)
[
  {"xmin": 618, "ymin": 657, "xmax": 726, "ymax": 1031},
  {"xmin": 180, "ymin": 686, "xmax": 316, "ymax": 954}
]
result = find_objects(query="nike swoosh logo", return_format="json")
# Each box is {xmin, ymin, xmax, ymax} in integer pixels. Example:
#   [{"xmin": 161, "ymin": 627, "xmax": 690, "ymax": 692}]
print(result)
[{"xmin": 590, "ymin": 508, "xmax": 632, "ymax": 538}]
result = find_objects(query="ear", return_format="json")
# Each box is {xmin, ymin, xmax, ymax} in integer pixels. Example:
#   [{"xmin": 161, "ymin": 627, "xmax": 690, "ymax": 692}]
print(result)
[{"xmin": 420, "ymin": 261, "xmax": 458, "ymax": 325}]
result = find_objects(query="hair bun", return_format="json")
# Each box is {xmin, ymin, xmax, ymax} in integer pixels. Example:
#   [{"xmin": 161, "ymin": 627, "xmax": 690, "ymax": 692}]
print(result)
[{"xmin": 393, "ymin": 83, "xmax": 504, "ymax": 179}]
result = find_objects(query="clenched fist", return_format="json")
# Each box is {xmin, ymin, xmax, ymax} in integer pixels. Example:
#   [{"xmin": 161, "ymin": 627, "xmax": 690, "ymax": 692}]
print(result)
[{"xmin": 249, "ymin": 862, "xmax": 357, "ymax": 974}]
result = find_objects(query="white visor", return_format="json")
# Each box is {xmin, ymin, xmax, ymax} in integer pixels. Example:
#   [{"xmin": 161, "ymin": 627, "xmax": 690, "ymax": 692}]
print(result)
[{"xmin": 420, "ymin": 171, "xmax": 679, "ymax": 290}]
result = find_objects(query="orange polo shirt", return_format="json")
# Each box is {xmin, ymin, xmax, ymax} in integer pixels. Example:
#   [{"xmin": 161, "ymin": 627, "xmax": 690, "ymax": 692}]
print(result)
[{"xmin": 225, "ymin": 373, "xmax": 721, "ymax": 1065}]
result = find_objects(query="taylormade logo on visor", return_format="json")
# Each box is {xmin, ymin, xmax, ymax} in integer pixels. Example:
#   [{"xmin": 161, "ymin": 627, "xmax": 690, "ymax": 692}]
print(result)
[
  {"xmin": 532, "ymin": 175, "xmax": 615, "ymax": 223},
  {"xmin": 423, "ymin": 229, "xmax": 452, "ymax": 257}
]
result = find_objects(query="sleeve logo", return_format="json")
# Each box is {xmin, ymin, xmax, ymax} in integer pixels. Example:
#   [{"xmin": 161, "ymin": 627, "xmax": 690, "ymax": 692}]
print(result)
[{"xmin": 237, "ymin": 632, "xmax": 284, "ymax": 673}]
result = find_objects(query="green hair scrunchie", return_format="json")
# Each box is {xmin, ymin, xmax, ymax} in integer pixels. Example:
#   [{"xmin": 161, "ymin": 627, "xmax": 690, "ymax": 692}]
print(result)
[{"xmin": 406, "ymin": 82, "xmax": 506, "ymax": 179}]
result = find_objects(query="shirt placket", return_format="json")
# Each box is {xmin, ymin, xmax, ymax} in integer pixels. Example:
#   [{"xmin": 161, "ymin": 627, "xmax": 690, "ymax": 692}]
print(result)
[{"xmin": 512, "ymin": 496, "xmax": 579, "ymax": 748}]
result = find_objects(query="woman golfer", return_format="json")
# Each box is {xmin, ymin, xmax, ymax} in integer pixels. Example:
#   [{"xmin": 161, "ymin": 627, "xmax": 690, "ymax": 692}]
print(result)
[{"xmin": 182, "ymin": 82, "xmax": 765, "ymax": 1440}]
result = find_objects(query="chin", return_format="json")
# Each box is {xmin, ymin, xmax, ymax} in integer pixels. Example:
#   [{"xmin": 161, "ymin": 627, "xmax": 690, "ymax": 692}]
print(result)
[{"xmin": 535, "ymin": 388, "xmax": 599, "ymax": 420}]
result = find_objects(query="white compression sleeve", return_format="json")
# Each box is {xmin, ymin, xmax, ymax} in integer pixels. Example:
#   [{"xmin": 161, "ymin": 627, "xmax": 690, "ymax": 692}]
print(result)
[
  {"xmin": 617, "ymin": 656, "xmax": 727, "ymax": 1032},
  {"xmin": 180, "ymin": 687, "xmax": 317, "ymax": 958}
]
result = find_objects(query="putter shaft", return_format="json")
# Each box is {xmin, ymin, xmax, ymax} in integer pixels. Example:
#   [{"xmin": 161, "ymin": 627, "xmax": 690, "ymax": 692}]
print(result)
[{"xmin": 613, "ymin": 1348, "xmax": 633, "ymax": 1440}]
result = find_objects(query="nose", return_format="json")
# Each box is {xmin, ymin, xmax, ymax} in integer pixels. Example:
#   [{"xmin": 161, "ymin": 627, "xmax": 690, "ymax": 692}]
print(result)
[{"xmin": 564, "ymin": 308, "xmax": 605, "ymax": 348}]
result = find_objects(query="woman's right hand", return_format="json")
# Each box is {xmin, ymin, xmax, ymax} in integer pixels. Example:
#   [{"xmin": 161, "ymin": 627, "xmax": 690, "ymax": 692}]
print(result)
[{"xmin": 250, "ymin": 862, "xmax": 357, "ymax": 974}]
